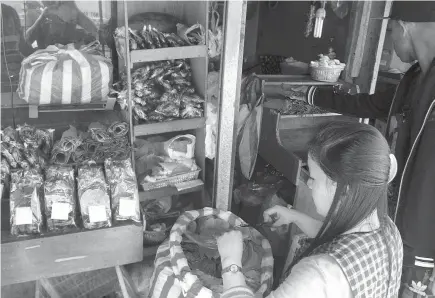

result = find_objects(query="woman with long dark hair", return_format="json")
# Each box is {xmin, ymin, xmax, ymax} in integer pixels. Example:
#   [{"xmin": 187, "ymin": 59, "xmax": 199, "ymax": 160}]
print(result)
[{"xmin": 217, "ymin": 121, "xmax": 403, "ymax": 298}]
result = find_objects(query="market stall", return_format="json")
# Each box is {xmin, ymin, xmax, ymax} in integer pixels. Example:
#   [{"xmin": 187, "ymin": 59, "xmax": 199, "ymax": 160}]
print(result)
[
  {"xmin": 0, "ymin": 1, "xmax": 243, "ymax": 297},
  {"xmin": 1, "ymin": 0, "xmax": 396, "ymax": 297}
]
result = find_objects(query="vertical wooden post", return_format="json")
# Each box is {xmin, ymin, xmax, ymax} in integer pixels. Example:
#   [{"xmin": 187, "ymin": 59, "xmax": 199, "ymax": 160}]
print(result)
[
  {"xmin": 122, "ymin": 0, "xmax": 135, "ymax": 170},
  {"xmin": 213, "ymin": 1, "xmax": 247, "ymax": 211}
]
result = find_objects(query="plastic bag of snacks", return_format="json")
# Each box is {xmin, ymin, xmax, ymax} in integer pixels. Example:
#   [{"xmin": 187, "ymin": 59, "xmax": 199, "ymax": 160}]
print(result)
[
  {"xmin": 77, "ymin": 164, "xmax": 112, "ymax": 229},
  {"xmin": 44, "ymin": 165, "xmax": 78, "ymax": 232},
  {"xmin": 10, "ymin": 169, "xmax": 44, "ymax": 236},
  {"xmin": 104, "ymin": 158, "xmax": 140, "ymax": 223}
]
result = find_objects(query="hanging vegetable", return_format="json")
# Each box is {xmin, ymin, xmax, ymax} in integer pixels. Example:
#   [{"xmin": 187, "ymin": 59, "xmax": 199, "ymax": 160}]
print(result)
[{"xmin": 305, "ymin": 2, "xmax": 316, "ymax": 38}]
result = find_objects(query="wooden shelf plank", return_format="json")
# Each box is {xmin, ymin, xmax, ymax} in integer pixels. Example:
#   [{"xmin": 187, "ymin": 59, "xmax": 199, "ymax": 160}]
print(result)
[
  {"xmin": 258, "ymin": 74, "xmax": 345, "ymax": 86},
  {"xmin": 1, "ymin": 224, "xmax": 143, "ymax": 286},
  {"xmin": 130, "ymin": 45, "xmax": 207, "ymax": 65},
  {"xmin": 134, "ymin": 118, "xmax": 205, "ymax": 136},
  {"xmin": 139, "ymin": 179, "xmax": 204, "ymax": 202}
]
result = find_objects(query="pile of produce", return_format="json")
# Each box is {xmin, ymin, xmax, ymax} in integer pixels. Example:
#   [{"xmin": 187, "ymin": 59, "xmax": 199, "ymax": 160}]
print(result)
[
  {"xmin": 51, "ymin": 122, "xmax": 131, "ymax": 164},
  {"xmin": 280, "ymin": 99, "xmax": 328, "ymax": 115},
  {"xmin": 112, "ymin": 60, "xmax": 204, "ymax": 123},
  {"xmin": 181, "ymin": 215, "xmax": 263, "ymax": 293},
  {"xmin": 310, "ymin": 53, "xmax": 345, "ymax": 69},
  {"xmin": 1, "ymin": 125, "xmax": 53, "ymax": 175}
]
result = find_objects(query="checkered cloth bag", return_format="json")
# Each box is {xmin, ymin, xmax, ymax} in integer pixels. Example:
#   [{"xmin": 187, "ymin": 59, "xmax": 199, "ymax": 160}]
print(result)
[
  {"xmin": 313, "ymin": 216, "xmax": 403, "ymax": 298},
  {"xmin": 148, "ymin": 207, "xmax": 274, "ymax": 298}
]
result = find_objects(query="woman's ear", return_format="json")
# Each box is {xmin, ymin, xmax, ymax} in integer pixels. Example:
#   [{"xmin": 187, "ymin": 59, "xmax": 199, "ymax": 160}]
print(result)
[{"xmin": 388, "ymin": 154, "xmax": 398, "ymax": 183}]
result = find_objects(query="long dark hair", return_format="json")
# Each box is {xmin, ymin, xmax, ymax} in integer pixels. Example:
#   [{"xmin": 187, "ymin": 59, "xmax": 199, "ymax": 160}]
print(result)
[{"xmin": 288, "ymin": 121, "xmax": 392, "ymax": 271}]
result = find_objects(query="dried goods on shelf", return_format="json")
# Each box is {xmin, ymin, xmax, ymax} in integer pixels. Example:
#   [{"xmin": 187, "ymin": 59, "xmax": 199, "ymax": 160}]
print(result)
[
  {"xmin": 44, "ymin": 165, "xmax": 78, "ymax": 232},
  {"xmin": 77, "ymin": 164, "xmax": 112, "ymax": 230},
  {"xmin": 112, "ymin": 60, "xmax": 204, "ymax": 124},
  {"xmin": 10, "ymin": 168, "xmax": 44, "ymax": 236}
]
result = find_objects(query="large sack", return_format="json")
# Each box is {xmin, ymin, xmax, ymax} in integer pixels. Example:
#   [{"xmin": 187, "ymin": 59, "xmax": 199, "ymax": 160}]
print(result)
[
  {"xmin": 18, "ymin": 41, "xmax": 112, "ymax": 105},
  {"xmin": 149, "ymin": 207, "xmax": 274, "ymax": 298}
]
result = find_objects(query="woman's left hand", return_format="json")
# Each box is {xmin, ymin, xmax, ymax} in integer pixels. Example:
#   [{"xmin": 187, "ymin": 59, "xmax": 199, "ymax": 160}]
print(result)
[{"xmin": 217, "ymin": 230, "xmax": 243, "ymax": 267}]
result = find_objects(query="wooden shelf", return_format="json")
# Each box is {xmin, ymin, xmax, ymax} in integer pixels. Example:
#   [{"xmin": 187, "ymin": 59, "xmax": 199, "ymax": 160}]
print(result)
[
  {"xmin": 1, "ymin": 92, "xmax": 117, "ymax": 118},
  {"xmin": 130, "ymin": 45, "xmax": 207, "ymax": 66},
  {"xmin": 139, "ymin": 179, "xmax": 204, "ymax": 202},
  {"xmin": 1, "ymin": 224, "xmax": 143, "ymax": 286},
  {"xmin": 134, "ymin": 117, "xmax": 205, "ymax": 136},
  {"xmin": 258, "ymin": 74, "xmax": 345, "ymax": 86}
]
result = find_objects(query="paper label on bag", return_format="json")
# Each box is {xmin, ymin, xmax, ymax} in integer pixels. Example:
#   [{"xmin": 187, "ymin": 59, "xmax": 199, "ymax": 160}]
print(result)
[
  {"xmin": 89, "ymin": 205, "xmax": 107, "ymax": 223},
  {"xmin": 119, "ymin": 198, "xmax": 136, "ymax": 217},
  {"xmin": 51, "ymin": 203, "xmax": 70, "ymax": 220},
  {"xmin": 15, "ymin": 207, "xmax": 33, "ymax": 225}
]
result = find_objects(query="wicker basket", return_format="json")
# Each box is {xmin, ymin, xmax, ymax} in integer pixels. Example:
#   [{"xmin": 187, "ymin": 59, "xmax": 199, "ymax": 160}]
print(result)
[
  {"xmin": 141, "ymin": 169, "xmax": 201, "ymax": 191},
  {"xmin": 310, "ymin": 65, "xmax": 345, "ymax": 83}
]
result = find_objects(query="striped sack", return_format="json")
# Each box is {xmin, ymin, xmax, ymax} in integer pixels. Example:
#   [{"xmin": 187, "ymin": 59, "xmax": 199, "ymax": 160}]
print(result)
[
  {"xmin": 18, "ymin": 42, "xmax": 112, "ymax": 105},
  {"xmin": 149, "ymin": 207, "xmax": 274, "ymax": 298}
]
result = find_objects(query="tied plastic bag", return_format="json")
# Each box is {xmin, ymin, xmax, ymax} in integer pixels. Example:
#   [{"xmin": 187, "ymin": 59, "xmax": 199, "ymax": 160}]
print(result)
[
  {"xmin": 163, "ymin": 134, "xmax": 196, "ymax": 160},
  {"xmin": 44, "ymin": 165, "xmax": 77, "ymax": 232},
  {"xmin": 77, "ymin": 164, "xmax": 112, "ymax": 229},
  {"xmin": 176, "ymin": 23, "xmax": 206, "ymax": 45},
  {"xmin": 10, "ymin": 169, "xmax": 44, "ymax": 236},
  {"xmin": 104, "ymin": 158, "xmax": 140, "ymax": 223},
  {"xmin": 18, "ymin": 41, "xmax": 113, "ymax": 105}
]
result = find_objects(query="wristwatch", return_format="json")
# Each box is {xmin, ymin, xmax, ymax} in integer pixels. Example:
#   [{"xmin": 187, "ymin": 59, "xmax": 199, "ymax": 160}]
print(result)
[{"xmin": 222, "ymin": 264, "xmax": 242, "ymax": 275}]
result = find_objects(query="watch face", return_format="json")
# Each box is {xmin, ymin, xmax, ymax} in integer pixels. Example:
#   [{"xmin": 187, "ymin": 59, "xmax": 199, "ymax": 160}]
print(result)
[{"xmin": 230, "ymin": 265, "xmax": 238, "ymax": 273}]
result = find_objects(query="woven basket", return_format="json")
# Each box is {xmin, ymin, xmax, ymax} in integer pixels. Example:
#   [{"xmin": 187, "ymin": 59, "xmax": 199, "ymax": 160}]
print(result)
[
  {"xmin": 310, "ymin": 65, "xmax": 345, "ymax": 83},
  {"xmin": 141, "ymin": 169, "xmax": 201, "ymax": 191}
]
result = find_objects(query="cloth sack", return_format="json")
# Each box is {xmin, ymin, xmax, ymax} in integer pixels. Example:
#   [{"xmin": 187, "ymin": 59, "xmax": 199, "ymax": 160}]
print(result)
[
  {"xmin": 18, "ymin": 41, "xmax": 112, "ymax": 105},
  {"xmin": 149, "ymin": 207, "xmax": 274, "ymax": 298}
]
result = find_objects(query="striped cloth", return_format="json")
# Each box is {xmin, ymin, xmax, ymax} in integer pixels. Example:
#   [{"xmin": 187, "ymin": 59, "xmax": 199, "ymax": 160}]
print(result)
[
  {"xmin": 18, "ymin": 43, "xmax": 112, "ymax": 105},
  {"xmin": 149, "ymin": 207, "xmax": 274, "ymax": 298}
]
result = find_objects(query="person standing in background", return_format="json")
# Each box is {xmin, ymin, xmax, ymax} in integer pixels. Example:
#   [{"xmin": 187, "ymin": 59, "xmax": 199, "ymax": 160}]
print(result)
[
  {"xmin": 290, "ymin": 2, "xmax": 435, "ymax": 297},
  {"xmin": 25, "ymin": 1, "xmax": 98, "ymax": 49}
]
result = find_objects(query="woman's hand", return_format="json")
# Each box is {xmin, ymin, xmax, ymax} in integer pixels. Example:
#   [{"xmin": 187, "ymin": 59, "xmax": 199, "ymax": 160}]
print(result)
[
  {"xmin": 263, "ymin": 205, "xmax": 299, "ymax": 228},
  {"xmin": 217, "ymin": 230, "xmax": 243, "ymax": 267}
]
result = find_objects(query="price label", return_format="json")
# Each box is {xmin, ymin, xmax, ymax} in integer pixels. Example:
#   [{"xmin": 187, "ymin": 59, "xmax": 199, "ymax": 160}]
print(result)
[
  {"xmin": 51, "ymin": 203, "xmax": 70, "ymax": 220},
  {"xmin": 15, "ymin": 207, "xmax": 33, "ymax": 225},
  {"xmin": 89, "ymin": 205, "xmax": 107, "ymax": 223},
  {"xmin": 119, "ymin": 199, "xmax": 136, "ymax": 217}
]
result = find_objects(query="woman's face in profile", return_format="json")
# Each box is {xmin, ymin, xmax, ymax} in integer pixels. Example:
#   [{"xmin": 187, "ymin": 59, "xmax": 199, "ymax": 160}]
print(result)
[{"xmin": 307, "ymin": 154, "xmax": 337, "ymax": 218}]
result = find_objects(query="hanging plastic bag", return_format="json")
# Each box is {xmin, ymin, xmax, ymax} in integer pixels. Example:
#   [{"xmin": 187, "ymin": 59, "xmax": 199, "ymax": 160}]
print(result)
[{"xmin": 237, "ymin": 75, "xmax": 264, "ymax": 179}]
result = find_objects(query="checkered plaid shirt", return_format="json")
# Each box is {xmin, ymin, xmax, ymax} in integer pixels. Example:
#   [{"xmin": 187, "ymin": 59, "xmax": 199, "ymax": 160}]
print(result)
[{"xmin": 312, "ymin": 216, "xmax": 403, "ymax": 298}]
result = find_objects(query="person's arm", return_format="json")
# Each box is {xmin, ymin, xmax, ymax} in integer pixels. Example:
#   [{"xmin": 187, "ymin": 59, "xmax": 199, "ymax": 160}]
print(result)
[
  {"xmin": 307, "ymin": 85, "xmax": 396, "ymax": 119},
  {"xmin": 76, "ymin": 9, "xmax": 98, "ymax": 38},
  {"xmin": 292, "ymin": 210, "xmax": 323, "ymax": 238},
  {"xmin": 264, "ymin": 206, "xmax": 323, "ymax": 238},
  {"xmin": 25, "ymin": 8, "xmax": 47, "ymax": 45}
]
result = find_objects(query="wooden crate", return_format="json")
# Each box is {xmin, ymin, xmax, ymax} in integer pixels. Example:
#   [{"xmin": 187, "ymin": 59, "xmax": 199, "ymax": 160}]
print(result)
[{"xmin": 1, "ymin": 224, "xmax": 143, "ymax": 286}]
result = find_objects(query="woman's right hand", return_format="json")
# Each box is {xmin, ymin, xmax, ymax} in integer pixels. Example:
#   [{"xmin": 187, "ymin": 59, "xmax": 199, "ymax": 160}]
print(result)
[{"xmin": 263, "ymin": 205, "xmax": 299, "ymax": 228}]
